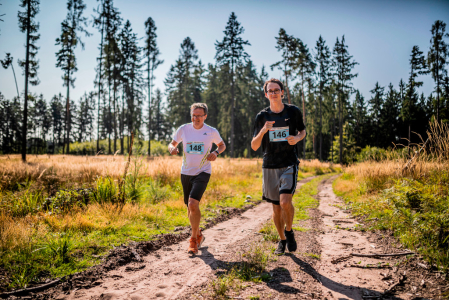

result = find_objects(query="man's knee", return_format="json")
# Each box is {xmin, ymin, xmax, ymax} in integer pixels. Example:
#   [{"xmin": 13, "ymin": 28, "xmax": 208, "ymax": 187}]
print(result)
[
  {"xmin": 272, "ymin": 203, "xmax": 282, "ymax": 214},
  {"xmin": 188, "ymin": 198, "xmax": 200, "ymax": 212},
  {"xmin": 279, "ymin": 195, "xmax": 293, "ymax": 209}
]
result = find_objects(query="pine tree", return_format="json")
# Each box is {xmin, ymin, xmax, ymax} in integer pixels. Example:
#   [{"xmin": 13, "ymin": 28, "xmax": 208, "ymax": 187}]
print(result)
[
  {"xmin": 351, "ymin": 90, "xmax": 367, "ymax": 148},
  {"xmin": 55, "ymin": 0, "xmax": 90, "ymax": 154},
  {"xmin": 368, "ymin": 82, "xmax": 384, "ymax": 147},
  {"xmin": 165, "ymin": 37, "xmax": 199, "ymax": 128},
  {"xmin": 293, "ymin": 38, "xmax": 315, "ymax": 159},
  {"xmin": 380, "ymin": 83, "xmax": 401, "ymax": 147},
  {"xmin": 93, "ymin": 0, "xmax": 105, "ymax": 153},
  {"xmin": 50, "ymin": 94, "xmax": 65, "ymax": 153},
  {"xmin": 18, "ymin": 0, "xmax": 40, "ymax": 161},
  {"xmin": 427, "ymin": 20, "xmax": 449, "ymax": 121},
  {"xmin": 401, "ymin": 46, "xmax": 429, "ymax": 149},
  {"xmin": 314, "ymin": 35, "xmax": 332, "ymax": 160},
  {"xmin": 215, "ymin": 12, "xmax": 250, "ymax": 157},
  {"xmin": 120, "ymin": 20, "xmax": 143, "ymax": 140},
  {"xmin": 332, "ymin": 36, "xmax": 358, "ymax": 164},
  {"xmin": 144, "ymin": 17, "xmax": 163, "ymax": 156},
  {"xmin": 271, "ymin": 28, "xmax": 297, "ymax": 104},
  {"xmin": 100, "ymin": 0, "xmax": 121, "ymax": 153}
]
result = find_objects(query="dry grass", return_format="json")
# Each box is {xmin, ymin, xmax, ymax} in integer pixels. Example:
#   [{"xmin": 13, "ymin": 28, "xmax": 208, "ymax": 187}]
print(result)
[
  {"xmin": 335, "ymin": 121, "xmax": 449, "ymax": 271},
  {"xmin": 344, "ymin": 121, "xmax": 449, "ymax": 192}
]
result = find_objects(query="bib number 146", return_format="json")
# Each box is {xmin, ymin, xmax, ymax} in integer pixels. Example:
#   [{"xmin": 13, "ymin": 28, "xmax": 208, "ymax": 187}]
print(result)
[{"xmin": 269, "ymin": 127, "xmax": 289, "ymax": 142}]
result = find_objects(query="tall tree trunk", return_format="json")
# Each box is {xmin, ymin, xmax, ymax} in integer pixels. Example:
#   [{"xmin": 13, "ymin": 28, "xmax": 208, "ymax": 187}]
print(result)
[
  {"xmin": 284, "ymin": 68, "xmax": 291, "ymax": 104},
  {"xmin": 331, "ymin": 113, "xmax": 334, "ymax": 163},
  {"xmin": 108, "ymin": 78, "xmax": 111, "ymax": 154},
  {"xmin": 231, "ymin": 62, "xmax": 235, "ymax": 158},
  {"xmin": 301, "ymin": 76, "xmax": 306, "ymax": 159},
  {"xmin": 96, "ymin": 10, "xmax": 104, "ymax": 154},
  {"xmin": 339, "ymin": 92, "xmax": 343, "ymax": 164},
  {"xmin": 113, "ymin": 79, "xmax": 117, "ymax": 154},
  {"xmin": 148, "ymin": 60, "xmax": 152, "ymax": 156},
  {"xmin": 21, "ymin": 0, "xmax": 31, "ymax": 162},
  {"xmin": 65, "ymin": 65, "xmax": 71, "ymax": 155},
  {"xmin": 436, "ymin": 46, "xmax": 439, "ymax": 122},
  {"xmin": 120, "ymin": 90, "xmax": 124, "ymax": 154},
  {"xmin": 319, "ymin": 85, "xmax": 322, "ymax": 161}
]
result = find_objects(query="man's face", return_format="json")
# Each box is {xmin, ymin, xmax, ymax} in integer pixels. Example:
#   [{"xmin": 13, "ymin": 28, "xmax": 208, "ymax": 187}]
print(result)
[
  {"xmin": 191, "ymin": 108, "xmax": 207, "ymax": 127},
  {"xmin": 265, "ymin": 82, "xmax": 284, "ymax": 102}
]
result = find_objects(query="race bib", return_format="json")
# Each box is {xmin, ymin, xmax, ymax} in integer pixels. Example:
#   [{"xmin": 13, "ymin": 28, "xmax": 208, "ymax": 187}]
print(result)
[
  {"xmin": 269, "ymin": 126, "xmax": 289, "ymax": 142},
  {"xmin": 186, "ymin": 142, "xmax": 204, "ymax": 154}
]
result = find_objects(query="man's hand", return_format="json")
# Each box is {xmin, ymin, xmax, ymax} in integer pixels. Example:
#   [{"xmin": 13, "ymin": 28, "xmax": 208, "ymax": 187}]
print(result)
[
  {"xmin": 206, "ymin": 152, "xmax": 217, "ymax": 161},
  {"xmin": 262, "ymin": 121, "xmax": 275, "ymax": 133},
  {"xmin": 169, "ymin": 145, "xmax": 179, "ymax": 155},
  {"xmin": 286, "ymin": 135, "xmax": 300, "ymax": 145}
]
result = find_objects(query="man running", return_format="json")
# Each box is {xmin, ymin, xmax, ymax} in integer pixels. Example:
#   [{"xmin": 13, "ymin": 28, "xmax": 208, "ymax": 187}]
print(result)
[
  {"xmin": 168, "ymin": 103, "xmax": 226, "ymax": 255},
  {"xmin": 251, "ymin": 78, "xmax": 306, "ymax": 255}
]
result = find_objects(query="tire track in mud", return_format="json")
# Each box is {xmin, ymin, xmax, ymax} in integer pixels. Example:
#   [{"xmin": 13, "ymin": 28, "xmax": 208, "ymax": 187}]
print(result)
[{"xmin": 44, "ymin": 177, "xmax": 317, "ymax": 300}]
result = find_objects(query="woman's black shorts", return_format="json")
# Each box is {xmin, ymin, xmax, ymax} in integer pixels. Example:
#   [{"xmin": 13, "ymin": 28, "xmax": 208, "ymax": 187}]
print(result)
[{"xmin": 180, "ymin": 172, "xmax": 211, "ymax": 206}]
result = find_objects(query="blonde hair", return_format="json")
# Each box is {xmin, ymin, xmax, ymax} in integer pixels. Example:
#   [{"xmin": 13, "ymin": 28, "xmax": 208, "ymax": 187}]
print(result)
[{"xmin": 190, "ymin": 103, "xmax": 208, "ymax": 115}]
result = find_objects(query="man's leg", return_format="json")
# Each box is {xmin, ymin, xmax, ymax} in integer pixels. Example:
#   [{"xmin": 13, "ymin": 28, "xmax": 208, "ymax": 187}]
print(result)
[
  {"xmin": 188, "ymin": 198, "xmax": 201, "ymax": 238},
  {"xmin": 272, "ymin": 204, "xmax": 286, "ymax": 240},
  {"xmin": 280, "ymin": 194, "xmax": 294, "ymax": 231},
  {"xmin": 280, "ymin": 193, "xmax": 297, "ymax": 252}
]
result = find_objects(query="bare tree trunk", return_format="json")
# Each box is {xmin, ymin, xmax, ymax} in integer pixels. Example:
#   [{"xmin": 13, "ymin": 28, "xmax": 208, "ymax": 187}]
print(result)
[
  {"xmin": 284, "ymin": 68, "xmax": 291, "ymax": 104},
  {"xmin": 21, "ymin": 0, "xmax": 31, "ymax": 162},
  {"xmin": 339, "ymin": 92, "xmax": 343, "ymax": 164},
  {"xmin": 96, "ymin": 10, "xmax": 104, "ymax": 153},
  {"xmin": 231, "ymin": 62, "xmax": 235, "ymax": 158},
  {"xmin": 148, "ymin": 59, "xmax": 152, "ymax": 156},
  {"xmin": 113, "ymin": 79, "xmax": 117, "ymax": 154},
  {"xmin": 65, "ymin": 67, "xmax": 70, "ymax": 155},
  {"xmin": 302, "ymin": 77, "xmax": 306, "ymax": 159}
]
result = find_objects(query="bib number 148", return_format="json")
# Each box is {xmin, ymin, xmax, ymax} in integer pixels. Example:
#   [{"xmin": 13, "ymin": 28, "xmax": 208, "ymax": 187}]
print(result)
[{"xmin": 186, "ymin": 142, "xmax": 204, "ymax": 154}]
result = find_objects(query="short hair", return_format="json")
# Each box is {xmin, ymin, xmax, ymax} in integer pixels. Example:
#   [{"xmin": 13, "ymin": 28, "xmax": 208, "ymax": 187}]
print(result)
[
  {"xmin": 263, "ymin": 78, "xmax": 284, "ymax": 93},
  {"xmin": 190, "ymin": 103, "xmax": 208, "ymax": 115}
]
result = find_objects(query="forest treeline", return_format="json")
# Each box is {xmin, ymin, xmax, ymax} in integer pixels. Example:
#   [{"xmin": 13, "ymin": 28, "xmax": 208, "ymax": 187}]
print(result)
[{"xmin": 0, "ymin": 0, "xmax": 448, "ymax": 163}]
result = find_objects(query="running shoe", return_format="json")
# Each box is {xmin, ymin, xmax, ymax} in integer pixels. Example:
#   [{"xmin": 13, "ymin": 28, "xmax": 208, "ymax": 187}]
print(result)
[
  {"xmin": 285, "ymin": 229, "xmax": 297, "ymax": 252},
  {"xmin": 197, "ymin": 231, "xmax": 205, "ymax": 248},
  {"xmin": 274, "ymin": 240, "xmax": 287, "ymax": 255},
  {"xmin": 188, "ymin": 237, "xmax": 198, "ymax": 255}
]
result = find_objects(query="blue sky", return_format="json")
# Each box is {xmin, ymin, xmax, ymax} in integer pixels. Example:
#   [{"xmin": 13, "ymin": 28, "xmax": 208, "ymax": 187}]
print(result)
[{"xmin": 1, "ymin": 0, "xmax": 448, "ymax": 107}]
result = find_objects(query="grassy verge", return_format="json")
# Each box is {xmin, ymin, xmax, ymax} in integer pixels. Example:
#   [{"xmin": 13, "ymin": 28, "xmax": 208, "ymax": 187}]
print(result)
[
  {"xmin": 206, "ymin": 174, "xmax": 336, "ymax": 299},
  {"xmin": 0, "ymin": 156, "xmax": 338, "ymax": 291},
  {"xmin": 334, "ymin": 170, "xmax": 449, "ymax": 272}
]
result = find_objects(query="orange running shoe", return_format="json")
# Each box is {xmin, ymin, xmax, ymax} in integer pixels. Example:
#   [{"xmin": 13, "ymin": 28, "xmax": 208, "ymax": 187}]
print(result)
[
  {"xmin": 197, "ymin": 231, "xmax": 205, "ymax": 249},
  {"xmin": 188, "ymin": 237, "xmax": 198, "ymax": 255}
]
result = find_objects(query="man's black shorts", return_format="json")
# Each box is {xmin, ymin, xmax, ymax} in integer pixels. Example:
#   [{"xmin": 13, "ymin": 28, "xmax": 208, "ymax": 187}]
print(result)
[{"xmin": 180, "ymin": 172, "xmax": 211, "ymax": 206}]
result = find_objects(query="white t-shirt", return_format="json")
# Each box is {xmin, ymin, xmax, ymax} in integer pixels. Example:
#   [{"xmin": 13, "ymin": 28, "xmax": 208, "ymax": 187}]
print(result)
[{"xmin": 173, "ymin": 123, "xmax": 223, "ymax": 176}]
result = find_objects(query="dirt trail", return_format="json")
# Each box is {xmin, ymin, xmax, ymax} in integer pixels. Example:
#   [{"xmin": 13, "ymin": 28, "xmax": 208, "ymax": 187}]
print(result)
[
  {"xmin": 49, "ymin": 178, "xmax": 316, "ymax": 300},
  {"xmin": 29, "ymin": 175, "xmax": 446, "ymax": 300},
  {"xmin": 315, "ymin": 175, "xmax": 444, "ymax": 300},
  {"xmin": 316, "ymin": 175, "xmax": 398, "ymax": 299}
]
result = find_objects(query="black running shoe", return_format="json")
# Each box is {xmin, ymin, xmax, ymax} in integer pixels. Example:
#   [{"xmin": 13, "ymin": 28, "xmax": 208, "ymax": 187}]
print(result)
[
  {"xmin": 285, "ymin": 229, "xmax": 297, "ymax": 252},
  {"xmin": 274, "ymin": 240, "xmax": 287, "ymax": 255}
]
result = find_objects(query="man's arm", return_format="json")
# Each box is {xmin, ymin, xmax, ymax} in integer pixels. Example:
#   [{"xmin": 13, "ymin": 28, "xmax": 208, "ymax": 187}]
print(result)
[
  {"xmin": 168, "ymin": 140, "xmax": 179, "ymax": 155},
  {"xmin": 286, "ymin": 129, "xmax": 306, "ymax": 145},
  {"xmin": 251, "ymin": 121, "xmax": 275, "ymax": 151},
  {"xmin": 206, "ymin": 141, "xmax": 225, "ymax": 161}
]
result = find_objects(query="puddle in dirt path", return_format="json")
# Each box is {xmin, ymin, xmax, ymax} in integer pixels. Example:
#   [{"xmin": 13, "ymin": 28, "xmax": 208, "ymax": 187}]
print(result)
[
  {"xmin": 316, "ymin": 175, "xmax": 411, "ymax": 300},
  {"xmin": 49, "ymin": 178, "xmax": 315, "ymax": 300}
]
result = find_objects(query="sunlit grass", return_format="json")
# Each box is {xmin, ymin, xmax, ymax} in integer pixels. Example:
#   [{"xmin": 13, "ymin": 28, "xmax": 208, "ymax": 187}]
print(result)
[{"xmin": 334, "ymin": 121, "xmax": 449, "ymax": 272}]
